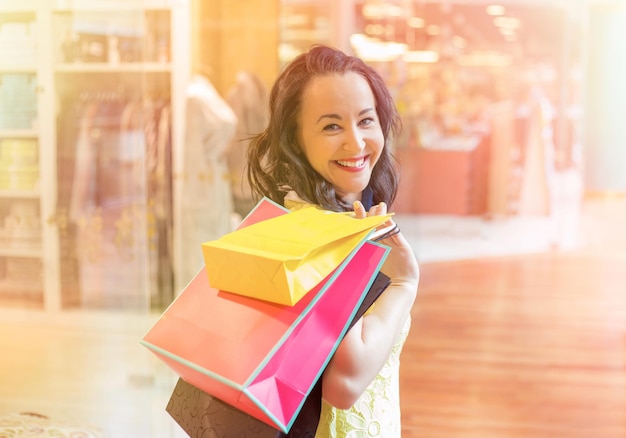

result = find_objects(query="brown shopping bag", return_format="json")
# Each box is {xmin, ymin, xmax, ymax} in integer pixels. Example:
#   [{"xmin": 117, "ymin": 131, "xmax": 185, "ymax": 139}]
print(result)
[{"xmin": 166, "ymin": 378, "xmax": 282, "ymax": 438}]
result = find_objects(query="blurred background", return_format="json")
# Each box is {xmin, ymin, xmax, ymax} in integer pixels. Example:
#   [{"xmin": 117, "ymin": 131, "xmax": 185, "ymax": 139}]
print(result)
[{"xmin": 0, "ymin": 0, "xmax": 624, "ymax": 436}]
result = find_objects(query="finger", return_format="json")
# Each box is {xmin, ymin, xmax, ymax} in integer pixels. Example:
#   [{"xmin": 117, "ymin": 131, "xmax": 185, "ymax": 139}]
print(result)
[
  {"xmin": 377, "ymin": 201, "xmax": 387, "ymax": 216},
  {"xmin": 367, "ymin": 201, "xmax": 384, "ymax": 217},
  {"xmin": 381, "ymin": 218, "xmax": 395, "ymax": 229},
  {"xmin": 353, "ymin": 200, "xmax": 366, "ymax": 219}
]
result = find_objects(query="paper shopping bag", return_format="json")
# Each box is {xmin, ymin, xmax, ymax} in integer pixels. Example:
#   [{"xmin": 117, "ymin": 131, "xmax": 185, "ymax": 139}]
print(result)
[
  {"xmin": 166, "ymin": 377, "xmax": 282, "ymax": 438},
  {"xmin": 143, "ymin": 240, "xmax": 388, "ymax": 433},
  {"xmin": 166, "ymin": 271, "xmax": 391, "ymax": 437},
  {"xmin": 202, "ymin": 200, "xmax": 391, "ymax": 305},
  {"xmin": 142, "ymin": 199, "xmax": 390, "ymax": 433}
]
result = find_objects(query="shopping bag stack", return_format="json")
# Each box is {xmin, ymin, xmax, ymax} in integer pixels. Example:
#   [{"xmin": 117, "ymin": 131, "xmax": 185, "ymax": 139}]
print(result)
[
  {"xmin": 141, "ymin": 197, "xmax": 392, "ymax": 435},
  {"xmin": 165, "ymin": 268, "xmax": 391, "ymax": 438}
]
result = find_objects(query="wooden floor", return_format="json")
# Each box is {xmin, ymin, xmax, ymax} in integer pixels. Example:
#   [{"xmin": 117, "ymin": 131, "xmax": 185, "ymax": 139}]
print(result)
[
  {"xmin": 400, "ymin": 198, "xmax": 626, "ymax": 438},
  {"xmin": 0, "ymin": 196, "xmax": 624, "ymax": 437}
]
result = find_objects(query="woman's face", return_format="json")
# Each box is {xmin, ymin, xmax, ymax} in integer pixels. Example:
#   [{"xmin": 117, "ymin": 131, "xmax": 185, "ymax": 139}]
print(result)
[{"xmin": 297, "ymin": 72, "xmax": 385, "ymax": 205}]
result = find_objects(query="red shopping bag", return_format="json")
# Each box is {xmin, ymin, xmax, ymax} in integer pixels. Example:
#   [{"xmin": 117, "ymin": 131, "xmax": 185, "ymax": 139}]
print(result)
[{"xmin": 141, "ymin": 198, "xmax": 390, "ymax": 433}]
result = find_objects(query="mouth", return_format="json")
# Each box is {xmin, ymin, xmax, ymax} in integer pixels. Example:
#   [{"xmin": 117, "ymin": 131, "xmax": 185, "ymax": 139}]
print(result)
[{"xmin": 335, "ymin": 156, "xmax": 367, "ymax": 169}]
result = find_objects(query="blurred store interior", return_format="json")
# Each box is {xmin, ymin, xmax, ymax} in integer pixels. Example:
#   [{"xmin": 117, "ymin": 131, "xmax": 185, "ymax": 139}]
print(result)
[{"xmin": 0, "ymin": 0, "xmax": 625, "ymax": 436}]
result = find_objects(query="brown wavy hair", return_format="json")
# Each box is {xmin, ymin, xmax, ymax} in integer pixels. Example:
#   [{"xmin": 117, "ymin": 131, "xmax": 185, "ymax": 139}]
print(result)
[{"xmin": 247, "ymin": 44, "xmax": 401, "ymax": 212}]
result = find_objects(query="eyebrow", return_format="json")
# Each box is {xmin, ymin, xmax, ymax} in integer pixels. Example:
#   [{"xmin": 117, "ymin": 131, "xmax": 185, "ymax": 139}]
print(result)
[{"xmin": 316, "ymin": 107, "xmax": 375, "ymax": 125}]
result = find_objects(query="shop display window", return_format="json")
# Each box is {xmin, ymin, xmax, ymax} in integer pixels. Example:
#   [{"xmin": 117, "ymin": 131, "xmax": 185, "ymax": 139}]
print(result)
[{"xmin": 0, "ymin": 0, "xmax": 187, "ymax": 312}]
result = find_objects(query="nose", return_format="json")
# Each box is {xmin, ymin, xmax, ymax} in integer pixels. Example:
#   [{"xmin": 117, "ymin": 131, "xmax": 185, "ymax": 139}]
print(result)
[{"xmin": 342, "ymin": 127, "xmax": 365, "ymax": 152}]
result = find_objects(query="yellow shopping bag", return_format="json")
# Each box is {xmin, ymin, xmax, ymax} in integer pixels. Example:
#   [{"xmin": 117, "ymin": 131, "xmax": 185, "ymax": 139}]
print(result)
[{"xmin": 201, "ymin": 199, "xmax": 391, "ymax": 306}]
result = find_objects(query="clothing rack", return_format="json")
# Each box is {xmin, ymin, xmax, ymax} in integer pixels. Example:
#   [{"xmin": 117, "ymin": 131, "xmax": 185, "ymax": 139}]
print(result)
[{"xmin": 55, "ymin": 91, "xmax": 174, "ymax": 310}]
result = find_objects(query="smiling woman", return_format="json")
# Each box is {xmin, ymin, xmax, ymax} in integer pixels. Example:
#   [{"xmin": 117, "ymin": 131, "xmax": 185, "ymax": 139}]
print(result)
[{"xmin": 246, "ymin": 44, "xmax": 420, "ymax": 437}]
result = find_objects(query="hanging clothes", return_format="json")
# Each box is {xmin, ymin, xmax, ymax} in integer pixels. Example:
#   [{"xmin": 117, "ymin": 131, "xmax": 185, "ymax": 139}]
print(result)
[
  {"xmin": 65, "ymin": 94, "xmax": 173, "ymax": 310},
  {"xmin": 69, "ymin": 97, "xmax": 143, "ymax": 309},
  {"xmin": 178, "ymin": 75, "xmax": 237, "ymax": 289},
  {"xmin": 225, "ymin": 71, "xmax": 268, "ymax": 218}
]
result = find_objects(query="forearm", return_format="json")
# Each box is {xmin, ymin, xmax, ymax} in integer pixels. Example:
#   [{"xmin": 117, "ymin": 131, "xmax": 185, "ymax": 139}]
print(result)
[
  {"xmin": 321, "ymin": 279, "xmax": 418, "ymax": 409},
  {"xmin": 322, "ymin": 201, "xmax": 420, "ymax": 409},
  {"xmin": 361, "ymin": 279, "xmax": 417, "ymax": 351}
]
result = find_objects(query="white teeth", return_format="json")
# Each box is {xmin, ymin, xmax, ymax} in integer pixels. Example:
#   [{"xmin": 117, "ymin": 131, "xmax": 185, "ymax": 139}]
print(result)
[{"xmin": 337, "ymin": 158, "xmax": 365, "ymax": 168}]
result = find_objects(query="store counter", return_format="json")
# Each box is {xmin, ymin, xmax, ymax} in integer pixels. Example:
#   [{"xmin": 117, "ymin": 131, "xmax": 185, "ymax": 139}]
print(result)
[{"xmin": 393, "ymin": 134, "xmax": 489, "ymax": 215}]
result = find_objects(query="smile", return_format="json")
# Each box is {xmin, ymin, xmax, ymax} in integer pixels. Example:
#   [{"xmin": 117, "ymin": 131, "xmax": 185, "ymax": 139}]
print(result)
[{"xmin": 336, "ymin": 157, "xmax": 367, "ymax": 169}]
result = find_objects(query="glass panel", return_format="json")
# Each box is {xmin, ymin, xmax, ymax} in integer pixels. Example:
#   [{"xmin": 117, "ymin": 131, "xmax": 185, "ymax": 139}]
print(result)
[
  {"xmin": 0, "ymin": 10, "xmax": 43, "ymax": 309},
  {"xmin": 53, "ymin": 7, "xmax": 174, "ymax": 311}
]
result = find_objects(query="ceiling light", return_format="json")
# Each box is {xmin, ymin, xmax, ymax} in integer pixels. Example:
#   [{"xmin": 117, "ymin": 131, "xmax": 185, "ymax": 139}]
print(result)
[
  {"xmin": 387, "ymin": 5, "xmax": 403, "ymax": 17},
  {"xmin": 362, "ymin": 3, "xmax": 404, "ymax": 19},
  {"xmin": 407, "ymin": 17, "xmax": 425, "ymax": 28},
  {"xmin": 403, "ymin": 50, "xmax": 439, "ymax": 63},
  {"xmin": 486, "ymin": 5, "xmax": 506, "ymax": 16},
  {"xmin": 350, "ymin": 33, "xmax": 408, "ymax": 62},
  {"xmin": 365, "ymin": 24, "xmax": 385, "ymax": 35},
  {"xmin": 494, "ymin": 16, "xmax": 521, "ymax": 29},
  {"xmin": 362, "ymin": 4, "xmax": 385, "ymax": 19}
]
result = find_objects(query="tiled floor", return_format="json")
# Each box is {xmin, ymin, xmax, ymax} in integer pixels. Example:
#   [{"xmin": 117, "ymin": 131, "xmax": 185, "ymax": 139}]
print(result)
[
  {"xmin": 1, "ymin": 181, "xmax": 620, "ymax": 437},
  {"xmin": 0, "ymin": 309, "xmax": 182, "ymax": 437}
]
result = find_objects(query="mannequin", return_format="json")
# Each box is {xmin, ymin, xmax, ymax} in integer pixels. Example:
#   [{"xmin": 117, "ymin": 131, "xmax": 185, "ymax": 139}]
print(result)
[
  {"xmin": 178, "ymin": 74, "xmax": 237, "ymax": 288},
  {"xmin": 225, "ymin": 71, "xmax": 269, "ymax": 219},
  {"xmin": 518, "ymin": 85, "xmax": 556, "ymax": 216}
]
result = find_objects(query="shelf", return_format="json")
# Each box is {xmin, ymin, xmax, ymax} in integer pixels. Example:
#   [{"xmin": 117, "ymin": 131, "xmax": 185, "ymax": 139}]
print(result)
[
  {"xmin": 55, "ymin": 62, "xmax": 172, "ymax": 73},
  {"xmin": 0, "ymin": 288, "xmax": 43, "ymax": 309},
  {"xmin": 0, "ymin": 189, "xmax": 40, "ymax": 198},
  {"xmin": 52, "ymin": 0, "xmax": 172, "ymax": 12},
  {"xmin": 53, "ymin": 7, "xmax": 170, "ymax": 13},
  {"xmin": 0, "ymin": 277, "xmax": 43, "ymax": 309},
  {"xmin": 0, "ymin": 65, "xmax": 37, "ymax": 74},
  {"xmin": 0, "ymin": 245, "xmax": 42, "ymax": 258},
  {"xmin": 0, "ymin": 129, "xmax": 38, "ymax": 139},
  {"xmin": 0, "ymin": 8, "xmax": 37, "ymax": 16}
]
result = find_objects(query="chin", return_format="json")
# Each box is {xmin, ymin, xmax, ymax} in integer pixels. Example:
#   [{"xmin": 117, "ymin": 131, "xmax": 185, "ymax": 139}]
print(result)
[{"xmin": 337, "ymin": 186, "xmax": 367, "ymax": 201}]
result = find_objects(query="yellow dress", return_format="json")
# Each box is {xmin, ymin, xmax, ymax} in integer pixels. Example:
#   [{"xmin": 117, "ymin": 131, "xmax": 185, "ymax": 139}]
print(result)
[
  {"xmin": 314, "ymin": 317, "xmax": 411, "ymax": 438},
  {"xmin": 284, "ymin": 192, "xmax": 411, "ymax": 438}
]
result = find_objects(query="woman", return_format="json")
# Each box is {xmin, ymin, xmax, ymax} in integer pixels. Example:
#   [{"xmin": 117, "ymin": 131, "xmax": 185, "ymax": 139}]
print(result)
[{"xmin": 248, "ymin": 44, "xmax": 419, "ymax": 437}]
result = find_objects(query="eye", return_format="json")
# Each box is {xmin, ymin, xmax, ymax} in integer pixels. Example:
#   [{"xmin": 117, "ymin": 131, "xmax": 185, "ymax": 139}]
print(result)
[
  {"xmin": 322, "ymin": 123, "xmax": 341, "ymax": 132},
  {"xmin": 359, "ymin": 117, "xmax": 376, "ymax": 127}
]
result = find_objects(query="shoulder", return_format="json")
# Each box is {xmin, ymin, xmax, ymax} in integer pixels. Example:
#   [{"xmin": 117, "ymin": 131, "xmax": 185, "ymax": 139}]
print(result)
[{"xmin": 284, "ymin": 190, "xmax": 315, "ymax": 211}]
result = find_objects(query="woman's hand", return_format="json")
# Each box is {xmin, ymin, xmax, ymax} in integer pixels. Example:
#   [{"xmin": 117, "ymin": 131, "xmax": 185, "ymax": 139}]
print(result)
[{"xmin": 353, "ymin": 201, "xmax": 419, "ymax": 289}]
